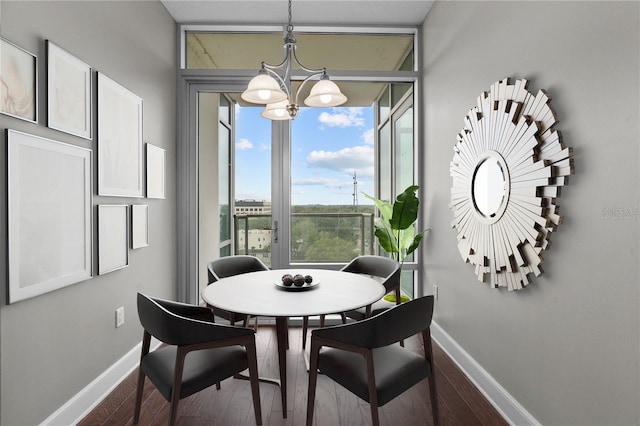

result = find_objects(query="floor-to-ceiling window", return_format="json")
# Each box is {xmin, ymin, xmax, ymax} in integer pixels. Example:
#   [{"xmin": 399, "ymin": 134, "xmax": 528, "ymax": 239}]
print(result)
[{"xmin": 178, "ymin": 26, "xmax": 420, "ymax": 303}]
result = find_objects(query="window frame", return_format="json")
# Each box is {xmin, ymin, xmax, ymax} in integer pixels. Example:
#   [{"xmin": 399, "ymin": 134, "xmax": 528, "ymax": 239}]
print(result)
[{"xmin": 176, "ymin": 24, "xmax": 423, "ymax": 304}]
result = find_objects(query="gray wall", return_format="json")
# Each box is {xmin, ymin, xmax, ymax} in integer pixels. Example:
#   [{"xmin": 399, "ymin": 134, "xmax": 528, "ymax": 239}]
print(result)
[
  {"xmin": 421, "ymin": 1, "xmax": 639, "ymax": 425},
  {"xmin": 0, "ymin": 1, "xmax": 177, "ymax": 424}
]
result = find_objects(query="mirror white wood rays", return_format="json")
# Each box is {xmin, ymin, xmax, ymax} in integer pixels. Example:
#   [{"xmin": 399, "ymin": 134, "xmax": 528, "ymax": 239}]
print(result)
[{"xmin": 450, "ymin": 78, "xmax": 574, "ymax": 290}]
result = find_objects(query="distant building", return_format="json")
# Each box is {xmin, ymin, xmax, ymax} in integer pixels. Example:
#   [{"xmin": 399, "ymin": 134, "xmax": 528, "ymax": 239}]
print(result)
[
  {"xmin": 237, "ymin": 229, "xmax": 272, "ymax": 251},
  {"xmin": 234, "ymin": 199, "xmax": 272, "ymax": 215}
]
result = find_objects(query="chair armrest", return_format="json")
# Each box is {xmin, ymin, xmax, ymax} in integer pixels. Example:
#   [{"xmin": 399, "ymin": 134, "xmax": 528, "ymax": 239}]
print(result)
[
  {"xmin": 175, "ymin": 316, "xmax": 254, "ymax": 346},
  {"xmin": 313, "ymin": 295, "xmax": 434, "ymax": 348},
  {"xmin": 154, "ymin": 297, "xmax": 213, "ymax": 320},
  {"xmin": 311, "ymin": 315, "xmax": 379, "ymax": 348},
  {"xmin": 137, "ymin": 293, "xmax": 254, "ymax": 346}
]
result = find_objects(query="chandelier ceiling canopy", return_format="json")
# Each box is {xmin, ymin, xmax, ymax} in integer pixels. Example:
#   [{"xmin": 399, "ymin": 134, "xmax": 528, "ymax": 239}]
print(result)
[{"xmin": 240, "ymin": 0, "xmax": 348, "ymax": 120}]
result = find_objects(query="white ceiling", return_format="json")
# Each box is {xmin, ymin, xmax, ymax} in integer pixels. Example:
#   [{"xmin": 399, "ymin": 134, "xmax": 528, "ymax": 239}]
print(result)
[{"xmin": 161, "ymin": 0, "xmax": 434, "ymax": 26}]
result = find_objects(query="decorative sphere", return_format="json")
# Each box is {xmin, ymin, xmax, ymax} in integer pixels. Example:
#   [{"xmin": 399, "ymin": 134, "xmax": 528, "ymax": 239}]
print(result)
[
  {"xmin": 293, "ymin": 274, "xmax": 305, "ymax": 286},
  {"xmin": 282, "ymin": 274, "xmax": 294, "ymax": 286},
  {"xmin": 304, "ymin": 275, "xmax": 313, "ymax": 283}
]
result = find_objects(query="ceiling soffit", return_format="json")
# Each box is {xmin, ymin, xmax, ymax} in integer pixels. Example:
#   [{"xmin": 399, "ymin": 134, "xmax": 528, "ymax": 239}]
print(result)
[{"xmin": 185, "ymin": 31, "xmax": 414, "ymax": 106}]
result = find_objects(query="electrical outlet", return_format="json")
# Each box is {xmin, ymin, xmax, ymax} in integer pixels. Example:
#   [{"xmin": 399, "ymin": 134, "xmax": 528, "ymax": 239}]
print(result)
[
  {"xmin": 116, "ymin": 307, "xmax": 125, "ymax": 328},
  {"xmin": 433, "ymin": 284, "xmax": 439, "ymax": 300}
]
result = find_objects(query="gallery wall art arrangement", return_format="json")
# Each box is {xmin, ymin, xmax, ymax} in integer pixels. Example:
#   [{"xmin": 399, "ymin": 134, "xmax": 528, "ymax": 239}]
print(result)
[
  {"xmin": 450, "ymin": 78, "xmax": 574, "ymax": 291},
  {"xmin": 2, "ymin": 37, "xmax": 165, "ymax": 303}
]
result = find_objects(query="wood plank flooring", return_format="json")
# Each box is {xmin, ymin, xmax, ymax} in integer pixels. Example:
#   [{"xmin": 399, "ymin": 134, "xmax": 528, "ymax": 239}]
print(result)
[{"xmin": 79, "ymin": 324, "xmax": 507, "ymax": 426}]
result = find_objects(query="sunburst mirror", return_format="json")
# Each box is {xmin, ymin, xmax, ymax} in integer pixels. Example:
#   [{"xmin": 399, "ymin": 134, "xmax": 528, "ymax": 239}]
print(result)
[{"xmin": 450, "ymin": 78, "xmax": 574, "ymax": 290}]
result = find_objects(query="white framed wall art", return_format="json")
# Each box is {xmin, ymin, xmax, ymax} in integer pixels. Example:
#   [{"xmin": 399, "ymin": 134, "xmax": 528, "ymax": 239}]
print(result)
[
  {"xmin": 131, "ymin": 204, "xmax": 149, "ymax": 249},
  {"xmin": 1, "ymin": 37, "xmax": 37, "ymax": 123},
  {"xmin": 46, "ymin": 40, "xmax": 92, "ymax": 139},
  {"xmin": 97, "ymin": 72, "xmax": 143, "ymax": 197},
  {"xmin": 7, "ymin": 129, "xmax": 92, "ymax": 303},
  {"xmin": 145, "ymin": 143, "xmax": 165, "ymax": 199},
  {"xmin": 98, "ymin": 204, "xmax": 129, "ymax": 275}
]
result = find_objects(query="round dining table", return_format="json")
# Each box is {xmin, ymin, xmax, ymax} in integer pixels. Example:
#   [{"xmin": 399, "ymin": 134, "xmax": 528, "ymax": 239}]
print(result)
[{"xmin": 201, "ymin": 268, "xmax": 386, "ymax": 418}]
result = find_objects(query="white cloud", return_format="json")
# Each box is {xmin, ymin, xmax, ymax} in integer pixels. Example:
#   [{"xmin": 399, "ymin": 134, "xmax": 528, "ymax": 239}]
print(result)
[
  {"xmin": 318, "ymin": 107, "xmax": 365, "ymax": 128},
  {"xmin": 236, "ymin": 138, "xmax": 253, "ymax": 150},
  {"xmin": 293, "ymin": 176, "xmax": 341, "ymax": 186},
  {"xmin": 307, "ymin": 145, "xmax": 374, "ymax": 177},
  {"xmin": 362, "ymin": 128, "xmax": 374, "ymax": 145}
]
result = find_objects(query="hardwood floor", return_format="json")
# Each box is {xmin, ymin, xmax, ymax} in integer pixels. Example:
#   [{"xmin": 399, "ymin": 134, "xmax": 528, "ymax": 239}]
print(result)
[{"xmin": 79, "ymin": 324, "xmax": 507, "ymax": 426}]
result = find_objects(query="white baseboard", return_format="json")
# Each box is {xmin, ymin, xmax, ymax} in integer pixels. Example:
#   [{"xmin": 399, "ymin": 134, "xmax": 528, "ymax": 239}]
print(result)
[
  {"xmin": 430, "ymin": 321, "xmax": 540, "ymax": 426},
  {"xmin": 40, "ymin": 338, "xmax": 160, "ymax": 426}
]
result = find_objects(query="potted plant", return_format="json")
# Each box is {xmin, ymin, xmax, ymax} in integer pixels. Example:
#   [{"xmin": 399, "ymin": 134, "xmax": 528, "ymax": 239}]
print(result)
[{"xmin": 363, "ymin": 185, "xmax": 428, "ymax": 302}]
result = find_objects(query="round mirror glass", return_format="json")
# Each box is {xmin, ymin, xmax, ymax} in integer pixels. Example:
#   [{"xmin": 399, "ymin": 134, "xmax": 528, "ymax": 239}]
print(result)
[{"xmin": 473, "ymin": 157, "xmax": 507, "ymax": 218}]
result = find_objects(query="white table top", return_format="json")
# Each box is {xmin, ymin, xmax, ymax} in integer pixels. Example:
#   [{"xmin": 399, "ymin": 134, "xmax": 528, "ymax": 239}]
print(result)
[{"xmin": 202, "ymin": 269, "xmax": 386, "ymax": 317}]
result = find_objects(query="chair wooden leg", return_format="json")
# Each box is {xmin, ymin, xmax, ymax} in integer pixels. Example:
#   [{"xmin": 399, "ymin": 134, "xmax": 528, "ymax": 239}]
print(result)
[
  {"xmin": 319, "ymin": 314, "xmax": 325, "ymax": 328},
  {"xmin": 134, "ymin": 332, "xmax": 151, "ymax": 424},
  {"xmin": 369, "ymin": 404, "xmax": 380, "ymax": 426},
  {"xmin": 428, "ymin": 373, "xmax": 440, "ymax": 426},
  {"xmin": 133, "ymin": 368, "xmax": 145, "ymax": 424},
  {"xmin": 242, "ymin": 314, "xmax": 254, "ymax": 328},
  {"xmin": 302, "ymin": 316, "xmax": 309, "ymax": 349},
  {"xmin": 340, "ymin": 312, "xmax": 347, "ymax": 324},
  {"xmin": 306, "ymin": 340, "xmax": 320, "ymax": 426},
  {"xmin": 169, "ymin": 350, "xmax": 187, "ymax": 426},
  {"xmin": 246, "ymin": 340, "xmax": 263, "ymax": 425},
  {"xmin": 365, "ymin": 350, "xmax": 379, "ymax": 426},
  {"xmin": 424, "ymin": 329, "xmax": 440, "ymax": 426}
]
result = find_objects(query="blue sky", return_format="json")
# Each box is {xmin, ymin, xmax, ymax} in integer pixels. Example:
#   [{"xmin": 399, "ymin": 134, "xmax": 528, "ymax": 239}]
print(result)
[{"xmin": 235, "ymin": 105, "xmax": 375, "ymax": 205}]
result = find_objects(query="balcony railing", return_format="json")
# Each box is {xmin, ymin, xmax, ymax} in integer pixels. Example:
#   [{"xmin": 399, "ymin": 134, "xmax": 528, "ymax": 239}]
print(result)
[{"xmin": 234, "ymin": 212, "xmax": 375, "ymax": 266}]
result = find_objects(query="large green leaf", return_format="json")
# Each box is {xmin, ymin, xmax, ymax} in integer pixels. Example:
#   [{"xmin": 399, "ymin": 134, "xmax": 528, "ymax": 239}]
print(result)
[
  {"xmin": 373, "ymin": 217, "xmax": 398, "ymax": 254},
  {"xmin": 406, "ymin": 231, "xmax": 427, "ymax": 256},
  {"xmin": 390, "ymin": 185, "xmax": 420, "ymax": 230},
  {"xmin": 363, "ymin": 192, "xmax": 393, "ymax": 223}
]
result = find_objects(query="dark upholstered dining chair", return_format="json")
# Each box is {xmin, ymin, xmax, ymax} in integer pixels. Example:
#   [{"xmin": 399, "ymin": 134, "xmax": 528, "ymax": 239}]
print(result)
[
  {"xmin": 133, "ymin": 293, "xmax": 262, "ymax": 426},
  {"xmin": 302, "ymin": 255, "xmax": 401, "ymax": 349},
  {"xmin": 207, "ymin": 255, "xmax": 269, "ymax": 328},
  {"xmin": 306, "ymin": 295, "xmax": 439, "ymax": 426}
]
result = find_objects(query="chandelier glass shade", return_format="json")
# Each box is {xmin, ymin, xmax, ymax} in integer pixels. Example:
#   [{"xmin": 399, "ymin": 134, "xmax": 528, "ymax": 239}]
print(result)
[
  {"xmin": 240, "ymin": 0, "xmax": 347, "ymax": 120},
  {"xmin": 242, "ymin": 72, "xmax": 288, "ymax": 104}
]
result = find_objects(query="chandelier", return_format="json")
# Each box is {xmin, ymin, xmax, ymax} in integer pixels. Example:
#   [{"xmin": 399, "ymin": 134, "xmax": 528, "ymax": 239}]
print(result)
[{"xmin": 240, "ymin": 0, "xmax": 347, "ymax": 120}]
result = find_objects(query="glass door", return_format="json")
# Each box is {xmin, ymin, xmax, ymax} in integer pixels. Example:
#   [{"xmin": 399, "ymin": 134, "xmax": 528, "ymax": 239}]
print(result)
[
  {"xmin": 289, "ymin": 104, "xmax": 376, "ymax": 267},
  {"xmin": 233, "ymin": 105, "xmax": 273, "ymax": 267}
]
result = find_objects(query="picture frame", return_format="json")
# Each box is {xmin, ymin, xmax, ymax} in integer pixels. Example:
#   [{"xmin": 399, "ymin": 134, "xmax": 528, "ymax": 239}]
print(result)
[
  {"xmin": 7, "ymin": 130, "xmax": 92, "ymax": 303},
  {"xmin": 98, "ymin": 204, "xmax": 129, "ymax": 275},
  {"xmin": 145, "ymin": 143, "xmax": 165, "ymax": 199},
  {"xmin": 131, "ymin": 204, "xmax": 149, "ymax": 249},
  {"xmin": 97, "ymin": 72, "xmax": 143, "ymax": 197},
  {"xmin": 1, "ymin": 37, "xmax": 37, "ymax": 123},
  {"xmin": 46, "ymin": 40, "xmax": 92, "ymax": 139}
]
